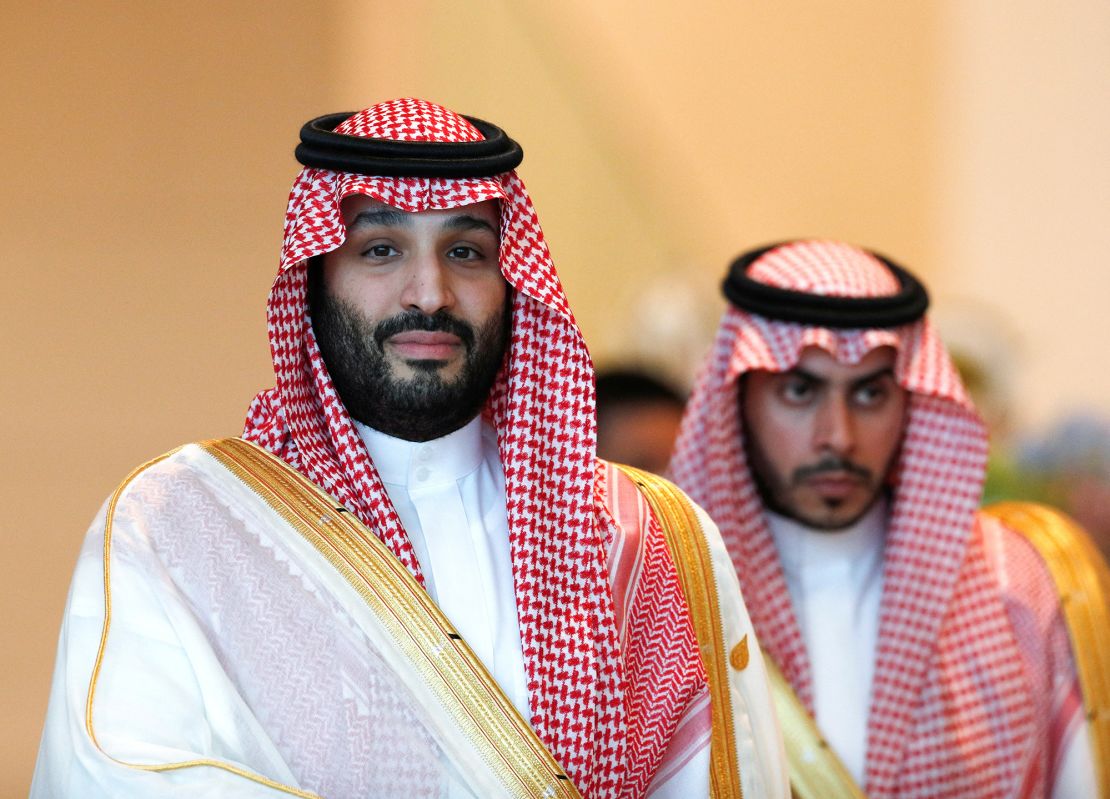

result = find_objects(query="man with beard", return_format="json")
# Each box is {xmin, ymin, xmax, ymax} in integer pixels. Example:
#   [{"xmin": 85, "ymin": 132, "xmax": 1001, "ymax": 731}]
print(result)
[
  {"xmin": 32, "ymin": 100, "xmax": 788, "ymax": 799},
  {"xmin": 671, "ymin": 240, "xmax": 1108, "ymax": 799}
]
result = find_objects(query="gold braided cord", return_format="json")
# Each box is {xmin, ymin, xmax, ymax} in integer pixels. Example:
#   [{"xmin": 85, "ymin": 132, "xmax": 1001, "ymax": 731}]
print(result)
[
  {"xmin": 613, "ymin": 464, "xmax": 743, "ymax": 799},
  {"xmin": 764, "ymin": 657, "xmax": 869, "ymax": 799},
  {"xmin": 203, "ymin": 438, "xmax": 581, "ymax": 799},
  {"xmin": 983, "ymin": 501, "xmax": 1110, "ymax": 799}
]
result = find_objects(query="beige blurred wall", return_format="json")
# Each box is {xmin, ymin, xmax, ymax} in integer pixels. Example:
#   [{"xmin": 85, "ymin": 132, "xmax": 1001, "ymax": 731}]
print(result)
[
  {"xmin": 3, "ymin": 2, "xmax": 1107, "ymax": 793},
  {"xmin": 933, "ymin": 0, "xmax": 1110, "ymax": 429},
  {"xmin": 1, "ymin": 3, "xmax": 336, "ymax": 793},
  {"xmin": 333, "ymin": 1, "xmax": 946, "ymax": 373}
]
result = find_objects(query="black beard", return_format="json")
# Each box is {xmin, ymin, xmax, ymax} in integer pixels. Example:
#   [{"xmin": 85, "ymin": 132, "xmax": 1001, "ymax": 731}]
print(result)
[
  {"xmin": 308, "ymin": 266, "xmax": 510, "ymax": 442},
  {"xmin": 748, "ymin": 444, "xmax": 885, "ymax": 530}
]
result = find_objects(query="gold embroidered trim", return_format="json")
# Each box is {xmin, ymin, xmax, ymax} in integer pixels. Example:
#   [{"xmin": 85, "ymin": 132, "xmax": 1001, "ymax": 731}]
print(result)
[
  {"xmin": 984, "ymin": 501, "xmax": 1110, "ymax": 797},
  {"xmin": 613, "ymin": 464, "xmax": 742, "ymax": 799},
  {"xmin": 765, "ymin": 657, "xmax": 868, "ymax": 799},
  {"xmin": 87, "ymin": 447, "xmax": 322, "ymax": 798},
  {"xmin": 202, "ymin": 438, "xmax": 581, "ymax": 799},
  {"xmin": 729, "ymin": 635, "xmax": 750, "ymax": 671}
]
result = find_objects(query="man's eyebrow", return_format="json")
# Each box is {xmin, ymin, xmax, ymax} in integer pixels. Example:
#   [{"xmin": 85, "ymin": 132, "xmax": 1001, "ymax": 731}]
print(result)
[
  {"xmin": 349, "ymin": 209, "xmax": 411, "ymax": 230},
  {"xmin": 850, "ymin": 366, "xmax": 896, "ymax": 388},
  {"xmin": 783, "ymin": 367, "xmax": 824, "ymax": 385},
  {"xmin": 442, "ymin": 214, "xmax": 499, "ymax": 236},
  {"xmin": 782, "ymin": 365, "xmax": 895, "ymax": 386}
]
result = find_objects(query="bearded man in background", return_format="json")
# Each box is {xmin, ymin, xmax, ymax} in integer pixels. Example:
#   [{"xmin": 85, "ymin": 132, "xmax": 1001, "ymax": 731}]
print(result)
[{"xmin": 671, "ymin": 240, "xmax": 1108, "ymax": 799}]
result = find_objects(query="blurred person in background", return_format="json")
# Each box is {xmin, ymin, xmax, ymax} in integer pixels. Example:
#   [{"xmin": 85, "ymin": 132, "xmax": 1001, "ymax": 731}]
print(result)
[
  {"xmin": 942, "ymin": 327, "xmax": 1110, "ymax": 561},
  {"xmin": 595, "ymin": 368, "xmax": 686, "ymax": 473},
  {"xmin": 31, "ymin": 100, "xmax": 789, "ymax": 799},
  {"xmin": 671, "ymin": 240, "xmax": 1108, "ymax": 799},
  {"xmin": 1014, "ymin": 413, "xmax": 1110, "ymax": 559}
]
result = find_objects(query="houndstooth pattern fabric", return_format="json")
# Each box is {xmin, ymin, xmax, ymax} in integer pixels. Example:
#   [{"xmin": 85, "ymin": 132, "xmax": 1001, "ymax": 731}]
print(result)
[
  {"xmin": 671, "ymin": 240, "xmax": 1041, "ymax": 798},
  {"xmin": 596, "ymin": 461, "xmax": 709, "ymax": 795},
  {"xmin": 243, "ymin": 99, "xmax": 703, "ymax": 796}
]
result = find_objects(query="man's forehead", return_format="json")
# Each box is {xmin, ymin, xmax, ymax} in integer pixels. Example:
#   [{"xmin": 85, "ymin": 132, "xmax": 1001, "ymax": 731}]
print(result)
[
  {"xmin": 339, "ymin": 194, "xmax": 500, "ymax": 227},
  {"xmin": 791, "ymin": 345, "xmax": 898, "ymax": 379}
]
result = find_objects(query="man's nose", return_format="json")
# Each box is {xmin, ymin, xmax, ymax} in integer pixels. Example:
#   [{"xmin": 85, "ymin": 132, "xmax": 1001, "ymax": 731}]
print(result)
[
  {"xmin": 814, "ymin": 394, "xmax": 855, "ymax": 454},
  {"xmin": 400, "ymin": 254, "xmax": 455, "ymax": 315}
]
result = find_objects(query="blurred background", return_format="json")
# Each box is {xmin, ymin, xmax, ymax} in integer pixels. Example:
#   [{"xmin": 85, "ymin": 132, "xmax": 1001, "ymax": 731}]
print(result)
[{"xmin": 3, "ymin": 1, "xmax": 1109, "ymax": 792}]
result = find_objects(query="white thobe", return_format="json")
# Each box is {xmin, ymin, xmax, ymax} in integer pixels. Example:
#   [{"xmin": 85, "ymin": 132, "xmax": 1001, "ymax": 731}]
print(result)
[
  {"xmin": 766, "ymin": 502, "xmax": 885, "ymax": 785},
  {"xmin": 355, "ymin": 416, "xmax": 532, "ymax": 722}
]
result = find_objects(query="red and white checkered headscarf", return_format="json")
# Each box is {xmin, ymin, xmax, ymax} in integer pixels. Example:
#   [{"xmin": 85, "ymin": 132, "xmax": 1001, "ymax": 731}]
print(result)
[
  {"xmin": 672, "ymin": 241, "xmax": 1038, "ymax": 798},
  {"xmin": 243, "ymin": 99, "xmax": 702, "ymax": 796}
]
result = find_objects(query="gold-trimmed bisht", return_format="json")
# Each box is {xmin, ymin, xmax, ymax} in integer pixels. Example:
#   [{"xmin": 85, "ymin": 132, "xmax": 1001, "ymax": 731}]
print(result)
[
  {"xmin": 86, "ymin": 438, "xmax": 580, "ymax": 799},
  {"xmin": 984, "ymin": 501, "xmax": 1110, "ymax": 799}
]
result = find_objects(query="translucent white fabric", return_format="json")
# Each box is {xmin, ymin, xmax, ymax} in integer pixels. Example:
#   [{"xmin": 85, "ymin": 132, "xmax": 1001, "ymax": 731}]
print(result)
[{"xmin": 31, "ymin": 445, "xmax": 547, "ymax": 798}]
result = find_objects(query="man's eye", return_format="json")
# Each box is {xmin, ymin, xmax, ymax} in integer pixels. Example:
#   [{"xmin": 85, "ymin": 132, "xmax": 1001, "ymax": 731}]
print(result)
[
  {"xmin": 781, "ymin": 380, "xmax": 814, "ymax": 403},
  {"xmin": 853, "ymin": 383, "xmax": 887, "ymax": 407},
  {"xmin": 364, "ymin": 244, "xmax": 398, "ymax": 258},
  {"xmin": 447, "ymin": 245, "xmax": 481, "ymax": 260}
]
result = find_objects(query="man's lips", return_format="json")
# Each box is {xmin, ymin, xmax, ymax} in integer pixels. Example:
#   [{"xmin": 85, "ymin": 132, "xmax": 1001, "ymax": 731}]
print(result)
[
  {"xmin": 803, "ymin": 472, "xmax": 866, "ymax": 499},
  {"xmin": 387, "ymin": 331, "xmax": 463, "ymax": 360}
]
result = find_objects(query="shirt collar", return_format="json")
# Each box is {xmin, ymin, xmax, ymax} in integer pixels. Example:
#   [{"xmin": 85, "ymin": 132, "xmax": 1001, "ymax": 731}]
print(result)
[{"xmin": 354, "ymin": 415, "xmax": 488, "ymax": 488}]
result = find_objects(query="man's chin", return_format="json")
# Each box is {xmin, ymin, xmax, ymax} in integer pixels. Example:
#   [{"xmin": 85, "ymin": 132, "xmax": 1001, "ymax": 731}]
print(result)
[
  {"xmin": 784, "ymin": 490, "xmax": 880, "ymax": 531},
  {"xmin": 799, "ymin": 499, "xmax": 874, "ymax": 530},
  {"xmin": 401, "ymin": 358, "xmax": 453, "ymax": 375},
  {"xmin": 389, "ymin": 357, "xmax": 462, "ymax": 379}
]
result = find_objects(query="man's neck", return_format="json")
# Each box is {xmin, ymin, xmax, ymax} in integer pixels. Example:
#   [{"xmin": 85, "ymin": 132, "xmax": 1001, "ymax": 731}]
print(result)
[
  {"xmin": 354, "ymin": 415, "xmax": 488, "ymax": 487},
  {"xmin": 765, "ymin": 499, "xmax": 888, "ymax": 579}
]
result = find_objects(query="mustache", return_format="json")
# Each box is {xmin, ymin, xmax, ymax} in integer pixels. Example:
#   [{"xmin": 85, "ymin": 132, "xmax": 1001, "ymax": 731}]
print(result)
[
  {"xmin": 793, "ymin": 457, "xmax": 872, "ymax": 483},
  {"xmin": 372, "ymin": 310, "xmax": 476, "ymax": 349}
]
